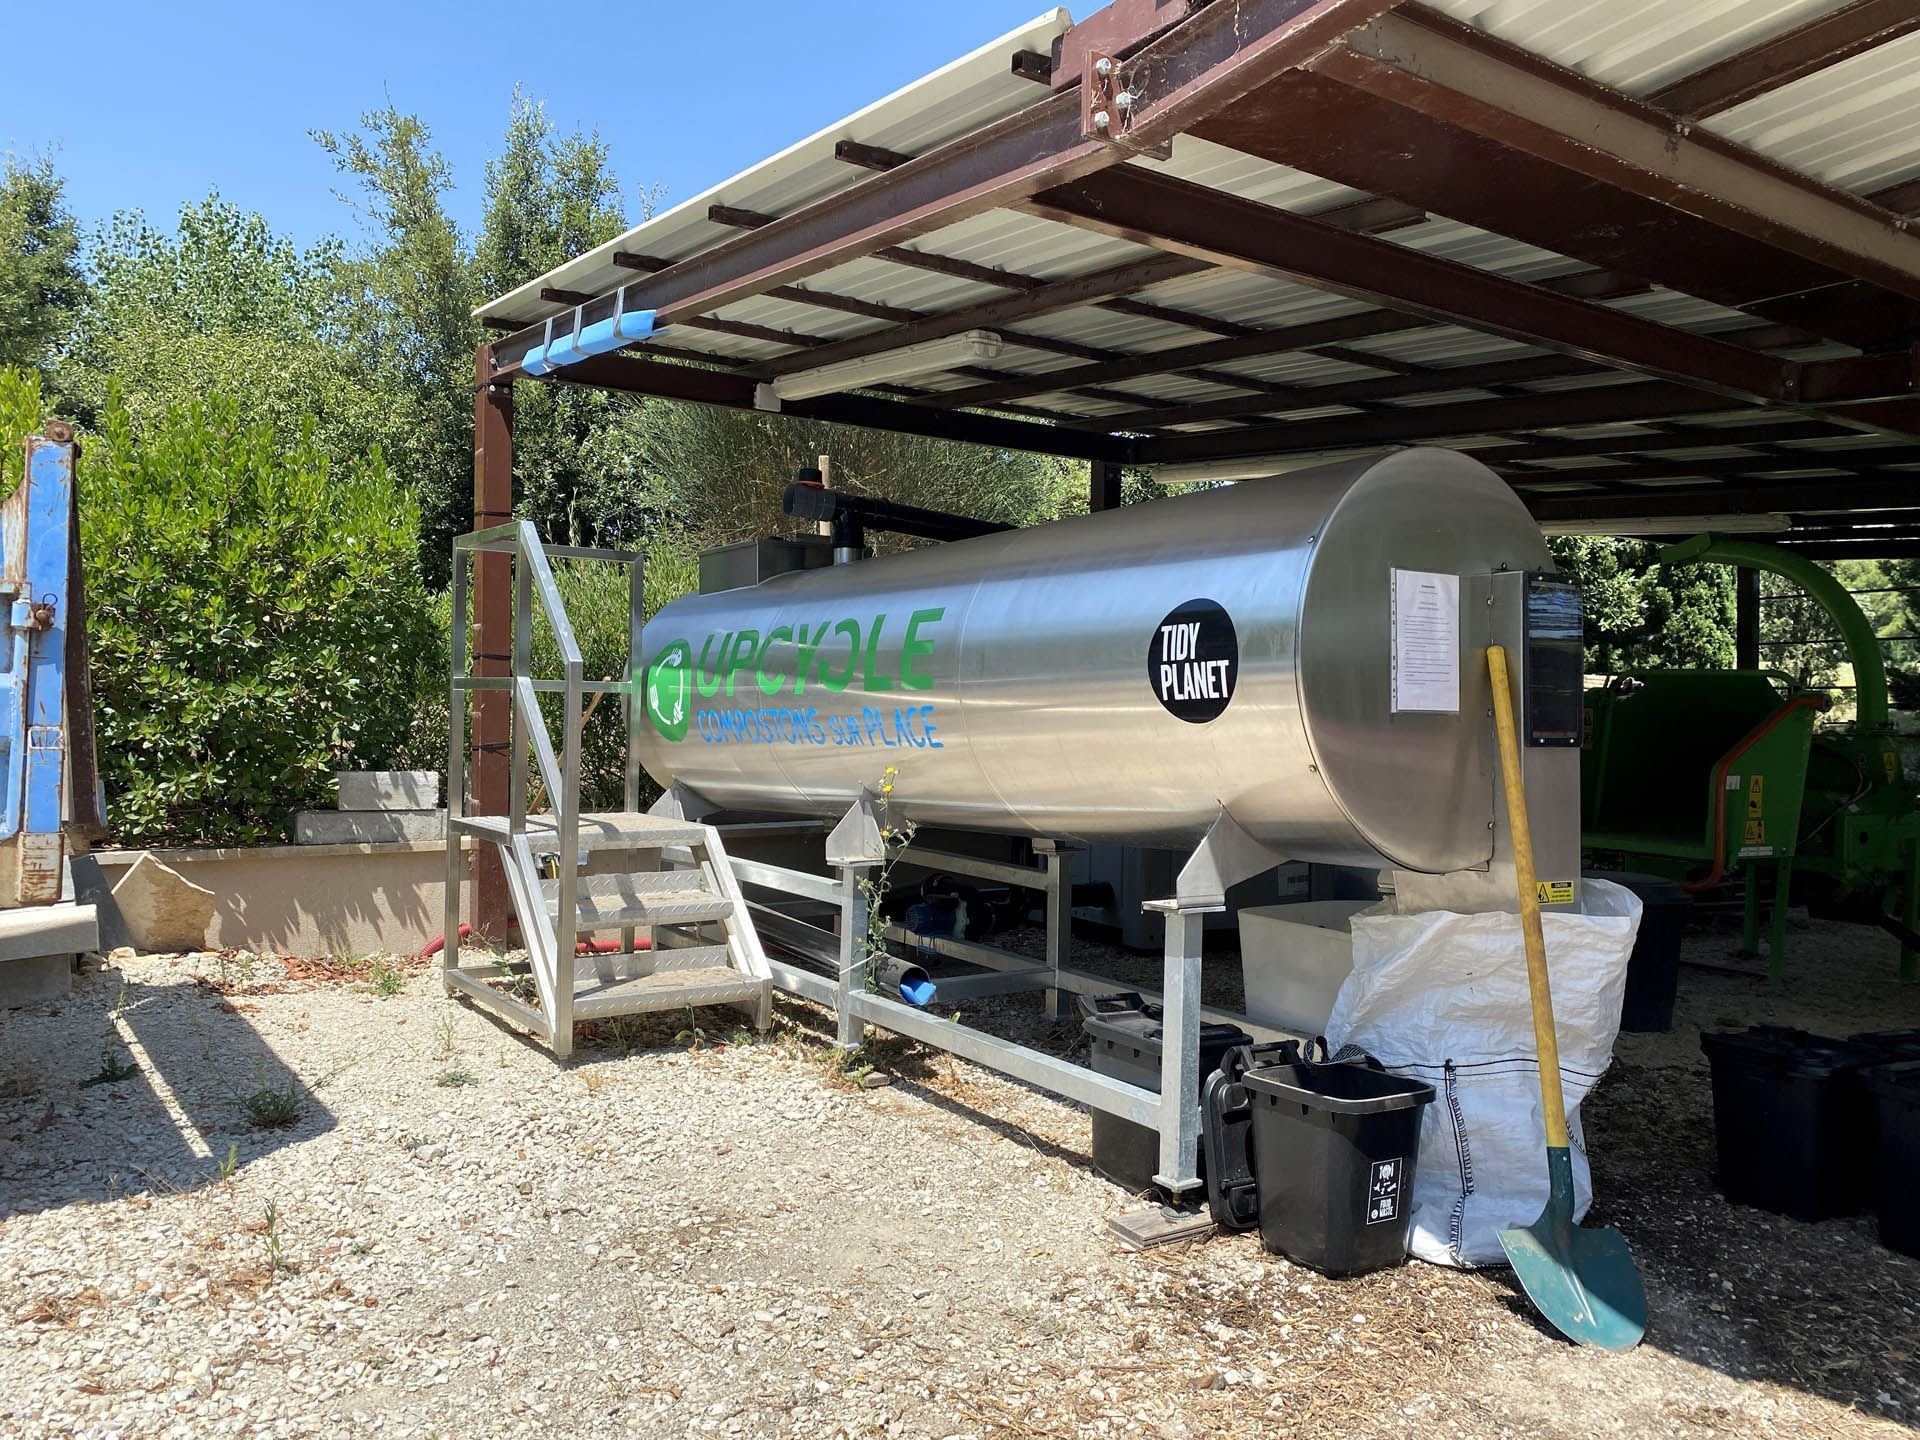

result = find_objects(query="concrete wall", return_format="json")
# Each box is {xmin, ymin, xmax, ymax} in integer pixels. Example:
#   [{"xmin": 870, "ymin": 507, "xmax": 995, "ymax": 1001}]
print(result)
[{"xmin": 87, "ymin": 841, "xmax": 461, "ymax": 958}]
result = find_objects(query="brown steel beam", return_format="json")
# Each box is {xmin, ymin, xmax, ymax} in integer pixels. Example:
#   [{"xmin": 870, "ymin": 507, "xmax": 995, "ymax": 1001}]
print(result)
[
  {"xmin": 1145, "ymin": 381, "xmax": 1746, "ymax": 463},
  {"xmin": 1506, "ymin": 449, "xmax": 1920, "ymax": 484},
  {"xmin": 1255, "ymin": 8, "xmax": 1920, "ymax": 350},
  {"xmin": 1025, "ymin": 167, "xmax": 1812, "ymax": 404},
  {"xmin": 1873, "ymin": 177, "xmax": 1920, "ymax": 218},
  {"xmin": 543, "ymin": 353, "xmax": 1134, "ymax": 463},
  {"xmin": 540, "ymin": 287, "xmax": 596, "ymax": 306},
  {"xmin": 1525, "ymin": 474, "xmax": 1920, "ymax": 523},
  {"xmin": 707, "ymin": 204, "xmax": 775, "ymax": 230},
  {"xmin": 1648, "ymin": 0, "xmax": 1920, "ymax": 120},
  {"xmin": 488, "ymin": 0, "xmax": 1415, "ymax": 377},
  {"xmin": 470, "ymin": 348, "xmax": 513, "ymax": 942},
  {"xmin": 1090, "ymin": 457, "xmax": 1125, "ymax": 510},
  {"xmin": 833, "ymin": 139, "xmax": 914, "ymax": 172},
  {"xmin": 1471, "ymin": 420, "xmax": 1865, "ymax": 464},
  {"xmin": 611, "ymin": 246, "xmax": 925, "ymax": 324},
  {"xmin": 747, "ymin": 252, "xmax": 1208, "ymax": 379},
  {"xmin": 1011, "ymin": 49, "xmax": 1054, "ymax": 85}
]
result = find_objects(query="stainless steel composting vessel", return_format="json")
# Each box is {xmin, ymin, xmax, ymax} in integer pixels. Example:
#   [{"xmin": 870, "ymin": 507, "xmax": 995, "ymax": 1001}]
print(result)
[{"xmin": 634, "ymin": 449, "xmax": 1552, "ymax": 871}]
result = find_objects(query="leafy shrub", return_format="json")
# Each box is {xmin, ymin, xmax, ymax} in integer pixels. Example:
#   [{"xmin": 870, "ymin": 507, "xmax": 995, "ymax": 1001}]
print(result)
[{"xmin": 81, "ymin": 390, "xmax": 439, "ymax": 846}]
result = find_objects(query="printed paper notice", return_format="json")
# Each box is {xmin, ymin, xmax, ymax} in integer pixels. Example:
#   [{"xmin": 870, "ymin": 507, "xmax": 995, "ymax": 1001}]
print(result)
[{"xmin": 1391, "ymin": 569, "xmax": 1460, "ymax": 714}]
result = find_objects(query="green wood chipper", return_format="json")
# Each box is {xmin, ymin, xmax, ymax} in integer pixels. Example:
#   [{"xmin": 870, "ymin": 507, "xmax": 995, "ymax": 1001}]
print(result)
[{"xmin": 1581, "ymin": 534, "xmax": 1920, "ymax": 983}]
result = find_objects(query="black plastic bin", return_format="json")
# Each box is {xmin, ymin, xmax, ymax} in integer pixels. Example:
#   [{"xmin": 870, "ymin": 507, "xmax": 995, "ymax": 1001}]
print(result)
[
  {"xmin": 1588, "ymin": 870, "xmax": 1691, "ymax": 1032},
  {"xmin": 1700, "ymin": 1026, "xmax": 1879, "ymax": 1221},
  {"xmin": 1243, "ymin": 1059, "xmax": 1434, "ymax": 1277},
  {"xmin": 1853, "ymin": 1030, "xmax": 1920, "ymax": 1063},
  {"xmin": 1863, "ymin": 1061, "xmax": 1920, "ymax": 1258},
  {"xmin": 1083, "ymin": 998, "xmax": 1249, "ymax": 1195}
]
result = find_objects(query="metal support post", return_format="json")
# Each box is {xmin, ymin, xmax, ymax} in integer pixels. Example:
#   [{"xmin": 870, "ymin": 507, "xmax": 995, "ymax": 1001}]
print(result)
[
  {"xmin": 1768, "ymin": 857, "xmax": 1793, "ymax": 984},
  {"xmin": 1741, "ymin": 860, "xmax": 1761, "ymax": 957},
  {"xmin": 1735, "ymin": 566, "xmax": 1761, "ymax": 672},
  {"xmin": 1905, "ymin": 839, "xmax": 1919, "ymax": 985},
  {"xmin": 1090, "ymin": 457, "xmax": 1124, "ymax": 512},
  {"xmin": 1038, "ymin": 840, "xmax": 1075, "ymax": 1021},
  {"xmin": 471, "ymin": 349, "xmax": 515, "ymax": 941},
  {"xmin": 835, "ymin": 864, "xmax": 872, "ymax": 1050},
  {"xmin": 1152, "ymin": 905, "xmax": 1206, "ymax": 1196}
]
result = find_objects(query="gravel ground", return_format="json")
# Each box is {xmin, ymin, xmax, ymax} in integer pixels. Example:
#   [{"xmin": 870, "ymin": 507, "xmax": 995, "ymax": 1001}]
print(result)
[{"xmin": 1, "ymin": 910, "xmax": 1917, "ymax": 1440}]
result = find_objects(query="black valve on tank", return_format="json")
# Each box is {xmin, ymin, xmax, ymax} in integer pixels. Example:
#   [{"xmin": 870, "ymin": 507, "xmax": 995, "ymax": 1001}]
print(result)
[{"xmin": 783, "ymin": 471, "xmax": 1013, "ymax": 564}]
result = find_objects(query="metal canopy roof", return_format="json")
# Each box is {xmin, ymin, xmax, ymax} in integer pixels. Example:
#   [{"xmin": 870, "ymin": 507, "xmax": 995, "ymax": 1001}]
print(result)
[{"xmin": 475, "ymin": 0, "xmax": 1920, "ymax": 555}]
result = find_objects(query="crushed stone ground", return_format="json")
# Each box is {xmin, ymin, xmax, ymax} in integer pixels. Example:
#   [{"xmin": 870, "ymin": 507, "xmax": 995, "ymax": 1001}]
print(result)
[{"xmin": 2, "ymin": 910, "xmax": 1917, "ymax": 1439}]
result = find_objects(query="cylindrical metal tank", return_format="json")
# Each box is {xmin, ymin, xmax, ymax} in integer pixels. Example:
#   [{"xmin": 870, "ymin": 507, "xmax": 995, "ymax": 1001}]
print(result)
[{"xmin": 634, "ymin": 449, "xmax": 1550, "ymax": 871}]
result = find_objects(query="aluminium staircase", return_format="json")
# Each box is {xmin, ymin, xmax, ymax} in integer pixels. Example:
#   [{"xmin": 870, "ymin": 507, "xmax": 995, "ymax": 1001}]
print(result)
[{"xmin": 441, "ymin": 523, "xmax": 771, "ymax": 1059}]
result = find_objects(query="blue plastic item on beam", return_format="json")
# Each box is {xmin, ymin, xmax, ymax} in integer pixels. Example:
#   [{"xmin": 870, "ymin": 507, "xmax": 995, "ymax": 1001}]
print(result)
[{"xmin": 520, "ymin": 295, "xmax": 656, "ymax": 376}]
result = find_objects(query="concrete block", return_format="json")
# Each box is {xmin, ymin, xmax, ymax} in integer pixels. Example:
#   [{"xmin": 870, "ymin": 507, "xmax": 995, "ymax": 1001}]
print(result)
[
  {"xmin": 295, "ymin": 810, "xmax": 446, "ymax": 845},
  {"xmin": 0, "ymin": 953, "xmax": 71, "ymax": 1007},
  {"xmin": 111, "ymin": 854, "xmax": 215, "ymax": 953},
  {"xmin": 336, "ymin": 771, "xmax": 440, "ymax": 811},
  {"xmin": 0, "ymin": 901, "xmax": 99, "ymax": 962}
]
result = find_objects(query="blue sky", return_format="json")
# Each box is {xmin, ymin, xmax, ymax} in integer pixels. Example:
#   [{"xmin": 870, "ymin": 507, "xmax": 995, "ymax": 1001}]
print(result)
[{"xmin": 2, "ymin": 1, "xmax": 1056, "ymax": 253}]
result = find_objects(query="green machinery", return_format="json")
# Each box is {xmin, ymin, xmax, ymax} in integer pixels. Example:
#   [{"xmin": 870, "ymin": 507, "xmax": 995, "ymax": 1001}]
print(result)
[{"xmin": 1581, "ymin": 534, "xmax": 1920, "ymax": 983}]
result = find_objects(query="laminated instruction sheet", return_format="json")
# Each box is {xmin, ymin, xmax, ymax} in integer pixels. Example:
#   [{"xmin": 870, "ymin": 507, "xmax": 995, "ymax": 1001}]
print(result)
[{"xmin": 1391, "ymin": 569, "xmax": 1460, "ymax": 714}]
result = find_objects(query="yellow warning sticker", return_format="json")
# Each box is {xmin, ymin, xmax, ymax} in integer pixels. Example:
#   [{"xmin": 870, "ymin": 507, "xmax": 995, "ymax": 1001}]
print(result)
[
  {"xmin": 1886, "ymin": 751, "xmax": 1900, "ymax": 783},
  {"xmin": 1537, "ymin": 880, "xmax": 1576, "ymax": 905},
  {"xmin": 1744, "ymin": 818, "xmax": 1767, "ymax": 846},
  {"xmin": 1747, "ymin": 773, "xmax": 1765, "ymax": 818}
]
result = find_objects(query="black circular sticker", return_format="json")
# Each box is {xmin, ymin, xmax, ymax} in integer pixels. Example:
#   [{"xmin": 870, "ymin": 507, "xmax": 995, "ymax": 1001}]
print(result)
[{"xmin": 1149, "ymin": 599, "xmax": 1239, "ymax": 724}]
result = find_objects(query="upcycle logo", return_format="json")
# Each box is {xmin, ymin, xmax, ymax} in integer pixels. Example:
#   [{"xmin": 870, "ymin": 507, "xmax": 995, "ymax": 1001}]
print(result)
[{"xmin": 644, "ymin": 639, "xmax": 692, "ymax": 742}]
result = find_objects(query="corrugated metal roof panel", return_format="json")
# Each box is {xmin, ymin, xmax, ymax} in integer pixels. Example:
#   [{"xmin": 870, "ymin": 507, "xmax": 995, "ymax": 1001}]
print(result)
[
  {"xmin": 1707, "ymin": 30, "xmax": 1920, "ymax": 194},
  {"xmin": 1419, "ymin": 0, "xmax": 1854, "ymax": 97},
  {"xmin": 476, "ymin": 9, "xmax": 1073, "ymax": 320}
]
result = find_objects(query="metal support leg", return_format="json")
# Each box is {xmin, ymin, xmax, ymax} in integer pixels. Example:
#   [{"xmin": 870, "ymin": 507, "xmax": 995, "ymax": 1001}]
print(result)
[
  {"xmin": 1904, "ymin": 841, "xmax": 1919, "ymax": 985},
  {"xmin": 1152, "ymin": 908, "xmax": 1205, "ymax": 1197},
  {"xmin": 835, "ymin": 864, "xmax": 871, "ymax": 1050},
  {"xmin": 1043, "ymin": 845, "xmax": 1072, "ymax": 1022},
  {"xmin": 1741, "ymin": 861, "xmax": 1761, "ymax": 958},
  {"xmin": 1768, "ymin": 857, "xmax": 1793, "ymax": 985}
]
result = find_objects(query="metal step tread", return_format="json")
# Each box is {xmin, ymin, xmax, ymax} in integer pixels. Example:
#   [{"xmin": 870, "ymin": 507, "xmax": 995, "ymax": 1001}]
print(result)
[
  {"xmin": 571, "ymin": 966, "xmax": 768, "ymax": 1021},
  {"xmin": 455, "ymin": 811, "xmax": 710, "ymax": 851},
  {"xmin": 569, "ymin": 943, "xmax": 737, "ymax": 981},
  {"xmin": 542, "ymin": 873, "xmax": 735, "ymax": 929}
]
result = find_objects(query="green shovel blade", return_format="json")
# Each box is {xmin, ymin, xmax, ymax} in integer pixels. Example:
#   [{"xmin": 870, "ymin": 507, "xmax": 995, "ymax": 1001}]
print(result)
[{"xmin": 1498, "ymin": 1148, "xmax": 1647, "ymax": 1352}]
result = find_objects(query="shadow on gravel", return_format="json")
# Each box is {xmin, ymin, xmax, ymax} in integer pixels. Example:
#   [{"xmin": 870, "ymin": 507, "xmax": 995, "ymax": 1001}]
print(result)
[{"xmin": 0, "ymin": 962, "xmax": 334, "ymax": 1219}]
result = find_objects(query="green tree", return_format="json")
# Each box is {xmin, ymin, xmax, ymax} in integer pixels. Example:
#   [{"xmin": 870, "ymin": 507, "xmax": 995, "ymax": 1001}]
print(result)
[
  {"xmin": 1548, "ymin": 536, "xmax": 1735, "ymax": 672},
  {"xmin": 0, "ymin": 154, "xmax": 85, "ymax": 372},
  {"xmin": 634, "ymin": 402, "xmax": 1083, "ymax": 553},
  {"xmin": 317, "ymin": 106, "xmax": 480, "ymax": 583},
  {"xmin": 75, "ymin": 390, "xmax": 438, "ymax": 846},
  {"xmin": 472, "ymin": 92, "xmax": 644, "ymax": 550},
  {"xmin": 60, "ymin": 195, "xmax": 384, "ymax": 460}
]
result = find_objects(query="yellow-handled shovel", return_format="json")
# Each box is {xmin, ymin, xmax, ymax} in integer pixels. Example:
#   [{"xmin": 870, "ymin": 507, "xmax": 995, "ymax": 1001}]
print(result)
[{"xmin": 1488, "ymin": 645, "xmax": 1647, "ymax": 1351}]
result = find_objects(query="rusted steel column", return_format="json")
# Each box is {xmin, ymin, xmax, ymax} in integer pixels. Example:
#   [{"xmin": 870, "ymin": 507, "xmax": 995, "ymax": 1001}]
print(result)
[
  {"xmin": 1090, "ymin": 458, "xmax": 1123, "ymax": 512},
  {"xmin": 471, "ymin": 348, "xmax": 513, "ymax": 941}
]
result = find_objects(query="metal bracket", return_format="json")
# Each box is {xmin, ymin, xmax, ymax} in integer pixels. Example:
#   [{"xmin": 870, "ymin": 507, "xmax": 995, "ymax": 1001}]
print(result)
[
  {"xmin": 649, "ymin": 780, "xmax": 719, "ymax": 823},
  {"xmin": 826, "ymin": 792, "xmax": 885, "ymax": 868},
  {"xmin": 1081, "ymin": 51, "xmax": 1175, "ymax": 161},
  {"xmin": 1161, "ymin": 807, "xmax": 1289, "ymax": 912}
]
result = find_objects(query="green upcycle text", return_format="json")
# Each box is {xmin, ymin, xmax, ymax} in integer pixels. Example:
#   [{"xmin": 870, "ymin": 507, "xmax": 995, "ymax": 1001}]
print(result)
[{"xmin": 693, "ymin": 607, "xmax": 944, "ymax": 699}]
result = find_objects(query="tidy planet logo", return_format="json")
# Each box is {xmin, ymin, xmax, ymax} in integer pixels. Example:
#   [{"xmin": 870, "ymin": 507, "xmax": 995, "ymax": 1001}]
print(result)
[
  {"xmin": 645, "ymin": 608, "xmax": 944, "ymax": 741},
  {"xmin": 1149, "ymin": 598, "xmax": 1238, "ymax": 724}
]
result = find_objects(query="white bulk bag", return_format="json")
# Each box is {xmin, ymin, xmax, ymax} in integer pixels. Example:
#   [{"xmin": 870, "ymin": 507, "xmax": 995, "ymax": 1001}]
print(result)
[{"xmin": 1324, "ymin": 879, "xmax": 1641, "ymax": 1268}]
